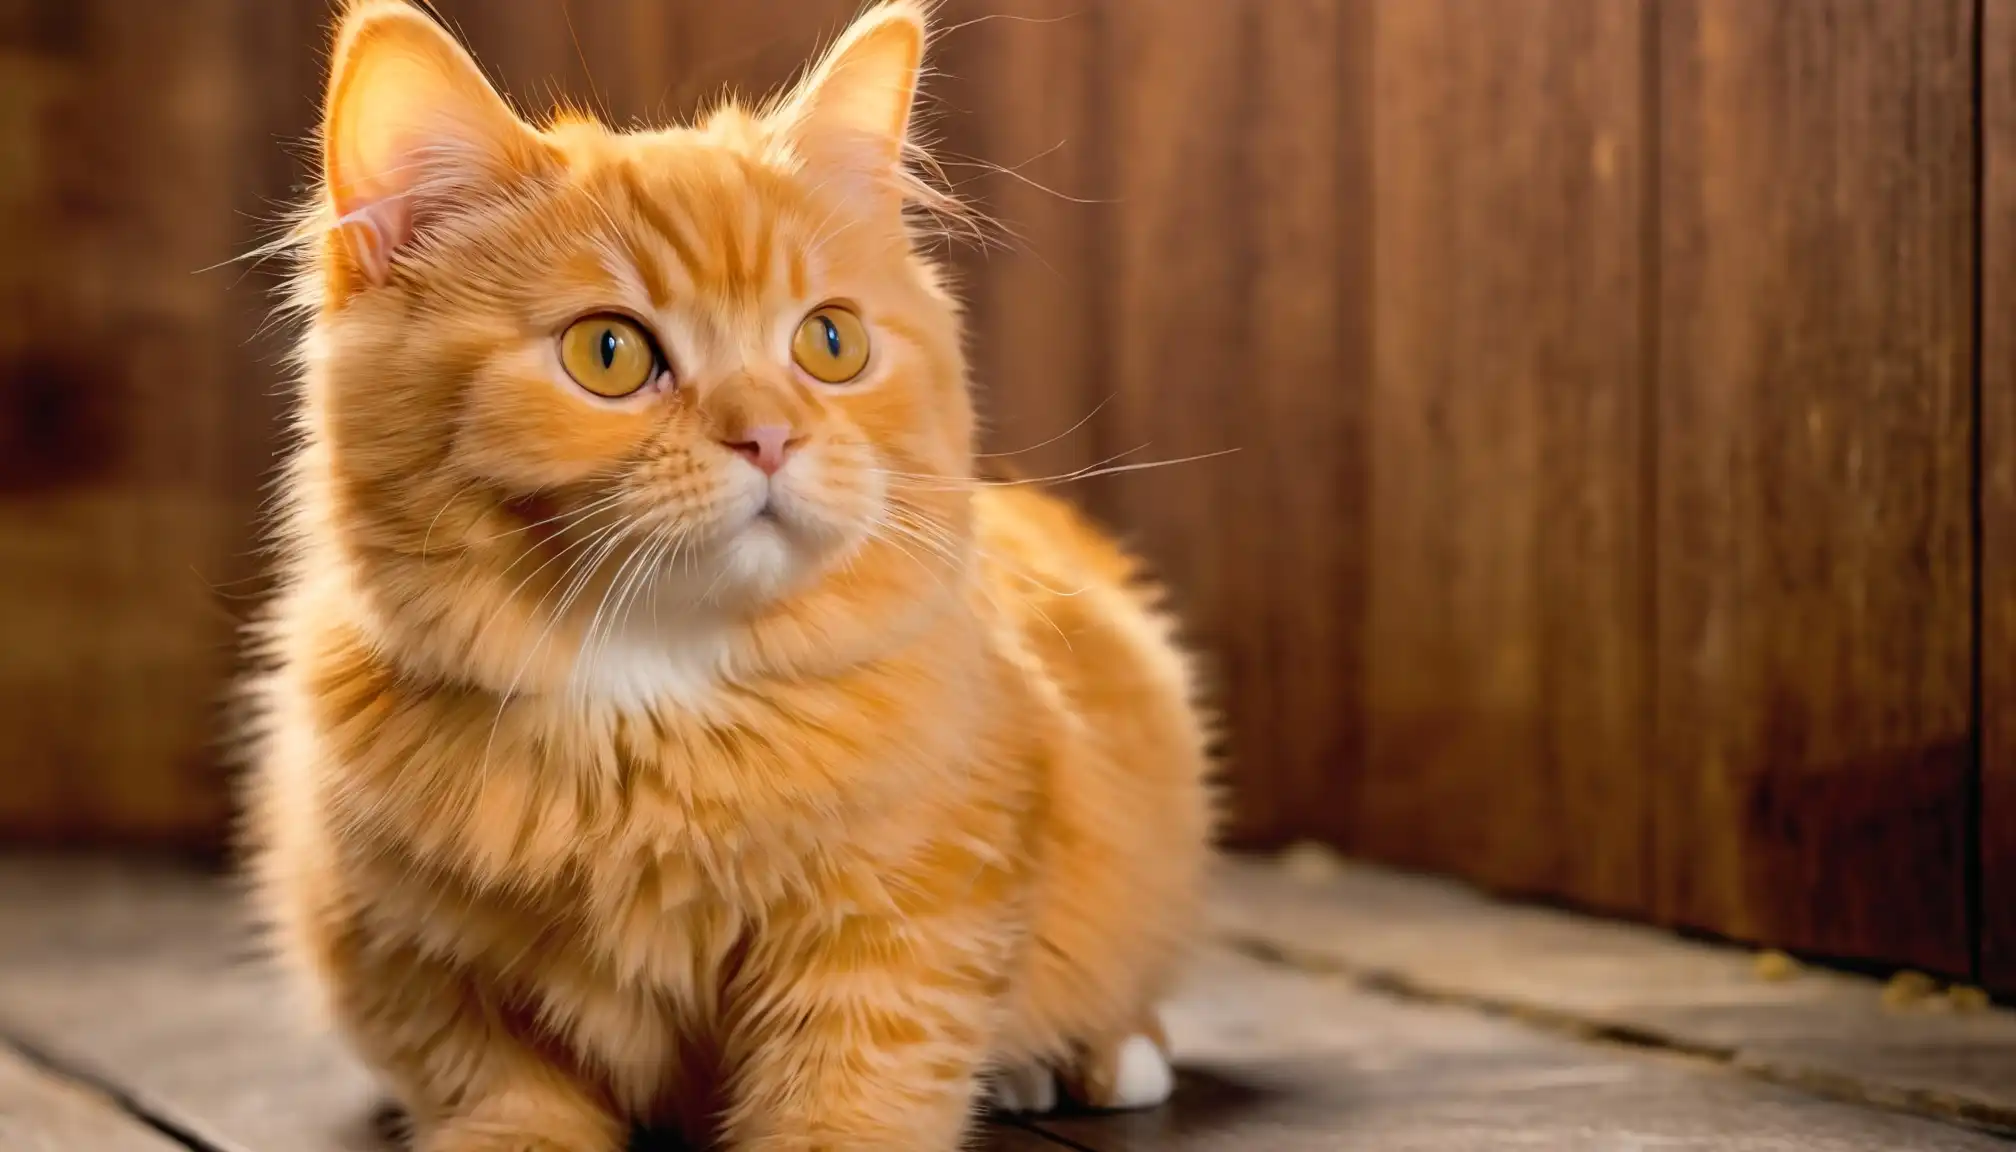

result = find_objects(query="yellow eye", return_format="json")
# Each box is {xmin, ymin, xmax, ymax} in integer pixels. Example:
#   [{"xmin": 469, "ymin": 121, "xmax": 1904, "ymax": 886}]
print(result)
[
  {"xmin": 560, "ymin": 315, "xmax": 659, "ymax": 398},
  {"xmin": 792, "ymin": 305, "xmax": 870, "ymax": 384}
]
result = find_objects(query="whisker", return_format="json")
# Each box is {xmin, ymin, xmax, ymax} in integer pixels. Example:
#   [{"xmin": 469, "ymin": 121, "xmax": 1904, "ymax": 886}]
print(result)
[
  {"xmin": 420, "ymin": 480, "xmax": 480, "ymax": 557},
  {"xmin": 883, "ymin": 447, "xmax": 1241, "ymax": 493},
  {"xmin": 577, "ymin": 525, "xmax": 673, "ymax": 692},
  {"xmin": 466, "ymin": 509, "xmax": 629, "ymax": 659},
  {"xmin": 877, "ymin": 444, "xmax": 1151, "ymax": 489},
  {"xmin": 479, "ymin": 518, "xmax": 638, "ymax": 772},
  {"xmin": 975, "ymin": 395, "xmax": 1113, "ymax": 460},
  {"xmin": 470, "ymin": 490, "xmax": 628, "ymax": 546}
]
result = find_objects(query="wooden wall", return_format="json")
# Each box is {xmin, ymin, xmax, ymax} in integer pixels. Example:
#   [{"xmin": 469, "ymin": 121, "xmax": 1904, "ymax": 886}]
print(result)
[
  {"xmin": 0, "ymin": 0, "xmax": 2004, "ymax": 983},
  {"xmin": 1654, "ymin": 0, "xmax": 1976, "ymax": 976},
  {"xmin": 0, "ymin": 1, "xmax": 320, "ymax": 842},
  {"xmin": 1983, "ymin": 0, "xmax": 2016, "ymax": 992}
]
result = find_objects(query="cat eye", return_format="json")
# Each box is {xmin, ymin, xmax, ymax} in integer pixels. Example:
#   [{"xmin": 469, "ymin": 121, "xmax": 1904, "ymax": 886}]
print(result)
[
  {"xmin": 560, "ymin": 314, "xmax": 662, "ymax": 399},
  {"xmin": 791, "ymin": 305, "xmax": 870, "ymax": 384}
]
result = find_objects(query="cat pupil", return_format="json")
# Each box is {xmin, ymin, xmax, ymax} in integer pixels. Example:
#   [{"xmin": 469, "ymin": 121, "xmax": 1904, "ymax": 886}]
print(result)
[
  {"xmin": 822, "ymin": 317, "xmax": 841, "ymax": 358},
  {"xmin": 598, "ymin": 329, "xmax": 617, "ymax": 370}
]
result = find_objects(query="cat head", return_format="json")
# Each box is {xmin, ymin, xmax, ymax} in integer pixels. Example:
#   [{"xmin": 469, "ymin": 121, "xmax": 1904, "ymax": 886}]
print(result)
[{"xmin": 290, "ymin": 0, "xmax": 973, "ymax": 698}]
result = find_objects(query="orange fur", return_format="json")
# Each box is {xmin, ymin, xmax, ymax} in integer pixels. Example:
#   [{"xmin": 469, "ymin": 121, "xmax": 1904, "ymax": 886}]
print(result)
[{"xmin": 243, "ymin": 3, "xmax": 1213, "ymax": 1149}]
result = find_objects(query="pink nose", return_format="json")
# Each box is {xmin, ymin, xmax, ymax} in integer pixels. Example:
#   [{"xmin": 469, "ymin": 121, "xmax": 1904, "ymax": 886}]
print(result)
[{"xmin": 721, "ymin": 424, "xmax": 797, "ymax": 476}]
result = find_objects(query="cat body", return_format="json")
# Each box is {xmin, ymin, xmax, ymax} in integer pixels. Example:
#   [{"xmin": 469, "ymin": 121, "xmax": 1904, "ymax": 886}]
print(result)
[{"xmin": 244, "ymin": 4, "xmax": 1212, "ymax": 1150}]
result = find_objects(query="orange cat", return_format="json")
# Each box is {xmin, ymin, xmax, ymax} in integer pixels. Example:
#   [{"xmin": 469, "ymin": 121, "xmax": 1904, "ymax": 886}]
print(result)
[{"xmin": 243, "ymin": 3, "xmax": 1213, "ymax": 1149}]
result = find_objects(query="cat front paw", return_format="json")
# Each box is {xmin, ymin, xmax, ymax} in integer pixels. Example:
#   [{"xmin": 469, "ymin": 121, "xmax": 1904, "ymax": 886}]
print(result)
[
  {"xmin": 985, "ymin": 1062, "xmax": 1059, "ymax": 1115},
  {"xmin": 1060, "ymin": 1032, "xmax": 1175, "ymax": 1112}
]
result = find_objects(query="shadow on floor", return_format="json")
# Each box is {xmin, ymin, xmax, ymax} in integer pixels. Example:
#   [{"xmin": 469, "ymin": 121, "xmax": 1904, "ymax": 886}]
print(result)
[{"xmin": 353, "ymin": 1066, "xmax": 1290, "ymax": 1152}]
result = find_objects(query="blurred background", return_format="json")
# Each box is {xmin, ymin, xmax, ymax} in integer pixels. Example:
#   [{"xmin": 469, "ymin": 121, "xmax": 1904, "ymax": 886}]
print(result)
[{"xmin": 3, "ymin": 0, "xmax": 2012, "ymax": 995}]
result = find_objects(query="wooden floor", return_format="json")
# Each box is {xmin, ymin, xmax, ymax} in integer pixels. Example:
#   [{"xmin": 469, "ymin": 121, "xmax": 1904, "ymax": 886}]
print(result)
[{"xmin": 3, "ymin": 852, "xmax": 2015, "ymax": 1151}]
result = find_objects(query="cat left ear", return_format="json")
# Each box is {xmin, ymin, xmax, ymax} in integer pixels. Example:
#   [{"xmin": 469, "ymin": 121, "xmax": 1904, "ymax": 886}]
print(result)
[
  {"xmin": 321, "ymin": 0, "xmax": 552, "ymax": 289},
  {"xmin": 772, "ymin": 1, "xmax": 927, "ymax": 210}
]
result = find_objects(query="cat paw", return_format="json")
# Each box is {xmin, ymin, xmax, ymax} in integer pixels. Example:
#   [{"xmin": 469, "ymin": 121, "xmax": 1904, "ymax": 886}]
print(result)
[
  {"xmin": 986, "ymin": 1062, "xmax": 1059, "ymax": 1115},
  {"xmin": 1105, "ymin": 1033, "xmax": 1175, "ymax": 1109},
  {"xmin": 1063, "ymin": 1032, "xmax": 1175, "ymax": 1112}
]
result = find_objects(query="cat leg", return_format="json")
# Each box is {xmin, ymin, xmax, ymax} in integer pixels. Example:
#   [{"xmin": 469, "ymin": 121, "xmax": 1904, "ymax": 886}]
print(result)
[
  {"xmin": 415, "ymin": 1080, "xmax": 625, "ymax": 1152},
  {"xmin": 323, "ymin": 942, "xmax": 626, "ymax": 1152},
  {"xmin": 718, "ymin": 914, "xmax": 1010, "ymax": 1151}
]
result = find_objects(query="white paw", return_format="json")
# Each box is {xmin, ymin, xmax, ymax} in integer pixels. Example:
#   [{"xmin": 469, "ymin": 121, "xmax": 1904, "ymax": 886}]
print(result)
[
  {"xmin": 1107, "ymin": 1033, "xmax": 1175, "ymax": 1110},
  {"xmin": 987, "ymin": 1063, "xmax": 1059, "ymax": 1114}
]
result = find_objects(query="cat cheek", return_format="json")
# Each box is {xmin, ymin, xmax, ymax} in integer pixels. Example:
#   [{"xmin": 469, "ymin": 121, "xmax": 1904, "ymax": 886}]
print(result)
[{"xmin": 777, "ymin": 465, "xmax": 882, "ymax": 545}]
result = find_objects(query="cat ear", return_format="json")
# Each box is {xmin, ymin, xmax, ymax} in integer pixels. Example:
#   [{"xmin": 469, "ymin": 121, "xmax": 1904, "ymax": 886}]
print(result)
[
  {"xmin": 321, "ymin": 0, "xmax": 550, "ymax": 287},
  {"xmin": 772, "ymin": 1, "xmax": 927, "ymax": 210}
]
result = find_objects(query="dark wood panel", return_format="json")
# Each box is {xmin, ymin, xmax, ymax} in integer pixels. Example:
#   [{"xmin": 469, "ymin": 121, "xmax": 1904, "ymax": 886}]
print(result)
[
  {"xmin": 1234, "ymin": 0, "xmax": 1369, "ymax": 849},
  {"xmin": 1652, "ymin": 0, "xmax": 1976, "ymax": 972},
  {"xmin": 1350, "ymin": 0, "xmax": 1649, "ymax": 911},
  {"xmin": 1095, "ymin": 0, "xmax": 1370, "ymax": 846},
  {"xmin": 0, "ymin": 0, "xmax": 276, "ymax": 845},
  {"xmin": 1982, "ymin": 0, "xmax": 2016, "ymax": 991},
  {"xmin": 433, "ymin": 0, "xmax": 860, "ymax": 127},
  {"xmin": 933, "ymin": 0, "xmax": 1114, "ymax": 489},
  {"xmin": 1099, "ymin": 0, "xmax": 1261, "ymax": 838}
]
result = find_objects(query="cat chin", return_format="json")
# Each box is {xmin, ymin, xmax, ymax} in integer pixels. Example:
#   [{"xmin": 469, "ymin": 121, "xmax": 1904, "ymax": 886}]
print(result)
[{"xmin": 712, "ymin": 516, "xmax": 812, "ymax": 599}]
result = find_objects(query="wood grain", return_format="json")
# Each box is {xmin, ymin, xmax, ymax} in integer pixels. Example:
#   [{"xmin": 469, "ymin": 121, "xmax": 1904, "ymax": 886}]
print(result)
[
  {"xmin": 0, "ymin": 0, "xmax": 269, "ymax": 845},
  {"xmin": 0, "ymin": 1044, "xmax": 187, "ymax": 1152},
  {"xmin": 932, "ymin": 0, "xmax": 1114, "ymax": 492},
  {"xmin": 1983, "ymin": 0, "xmax": 2016, "ymax": 991},
  {"xmin": 1, "ymin": 0, "xmax": 2000, "ymax": 990},
  {"xmin": 1091, "ymin": 0, "xmax": 1371, "ymax": 845},
  {"xmin": 434, "ymin": 0, "xmax": 861, "ymax": 128},
  {"xmin": 8, "ymin": 855, "xmax": 2012, "ymax": 1152},
  {"xmin": 1651, "ymin": 0, "xmax": 1977, "ymax": 972},
  {"xmin": 1213, "ymin": 854, "xmax": 2016, "ymax": 1132},
  {"xmin": 1351, "ymin": 0, "xmax": 1649, "ymax": 911},
  {"xmin": 1230, "ymin": 0, "xmax": 1369, "ymax": 849},
  {"xmin": 1098, "ymin": 0, "xmax": 1250, "ymax": 700}
]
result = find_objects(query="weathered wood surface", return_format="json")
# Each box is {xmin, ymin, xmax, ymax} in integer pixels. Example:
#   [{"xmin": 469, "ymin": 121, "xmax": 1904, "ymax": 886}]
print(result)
[
  {"xmin": 1215, "ymin": 852, "xmax": 2016, "ymax": 1138},
  {"xmin": 1980, "ymin": 0, "xmax": 2016, "ymax": 996},
  {"xmin": 0, "ymin": 1043, "xmax": 187, "ymax": 1152},
  {"xmin": 2, "ymin": 855, "xmax": 2011, "ymax": 1151},
  {"xmin": 1351, "ymin": 0, "xmax": 1649, "ymax": 915},
  {"xmin": 1650, "ymin": 0, "xmax": 1977, "ymax": 975}
]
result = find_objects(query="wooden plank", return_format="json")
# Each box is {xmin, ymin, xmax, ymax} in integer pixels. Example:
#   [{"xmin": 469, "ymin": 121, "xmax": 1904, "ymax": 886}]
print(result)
[
  {"xmin": 1352, "ymin": 0, "xmax": 1649, "ymax": 910},
  {"xmin": 658, "ymin": 0, "xmax": 859, "ymax": 119},
  {"xmin": 1213, "ymin": 853, "xmax": 2016, "ymax": 1136},
  {"xmin": 931, "ymin": 0, "xmax": 1114, "ymax": 491},
  {"xmin": 1033, "ymin": 920, "xmax": 2006, "ymax": 1152},
  {"xmin": 1096, "ymin": 0, "xmax": 1372, "ymax": 847},
  {"xmin": 0, "ymin": 858, "xmax": 378, "ymax": 1152},
  {"xmin": 0, "ymin": 1043, "xmax": 187, "ymax": 1152},
  {"xmin": 1098, "ymin": 0, "xmax": 1249, "ymax": 833},
  {"xmin": 0, "ymin": 0, "xmax": 258, "ymax": 846},
  {"xmin": 425, "ymin": 1, "xmax": 577, "ymax": 121},
  {"xmin": 1228, "ymin": 0, "xmax": 1368, "ymax": 849},
  {"xmin": 1982, "ymin": 0, "xmax": 2016, "ymax": 995},
  {"xmin": 933, "ymin": 0, "xmax": 1365, "ymax": 861},
  {"xmin": 1651, "ymin": 0, "xmax": 1976, "ymax": 972},
  {"xmin": 7, "ymin": 857, "xmax": 2013, "ymax": 1152},
  {"xmin": 0, "ymin": 858, "xmax": 1086, "ymax": 1151},
  {"xmin": 419, "ymin": 1, "xmax": 861, "ymax": 127}
]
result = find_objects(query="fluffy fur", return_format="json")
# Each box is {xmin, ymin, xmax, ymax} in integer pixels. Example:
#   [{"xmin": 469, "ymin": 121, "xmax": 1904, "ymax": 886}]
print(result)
[{"xmin": 242, "ymin": 3, "xmax": 1214, "ymax": 1149}]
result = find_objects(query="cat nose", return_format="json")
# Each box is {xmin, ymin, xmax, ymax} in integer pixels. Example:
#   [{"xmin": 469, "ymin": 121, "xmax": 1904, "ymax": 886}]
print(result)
[{"xmin": 721, "ymin": 424, "xmax": 798, "ymax": 476}]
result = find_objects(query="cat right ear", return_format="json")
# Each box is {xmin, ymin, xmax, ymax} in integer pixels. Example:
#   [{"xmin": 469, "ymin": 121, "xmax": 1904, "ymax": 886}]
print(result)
[{"xmin": 321, "ymin": 0, "xmax": 550, "ymax": 290}]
